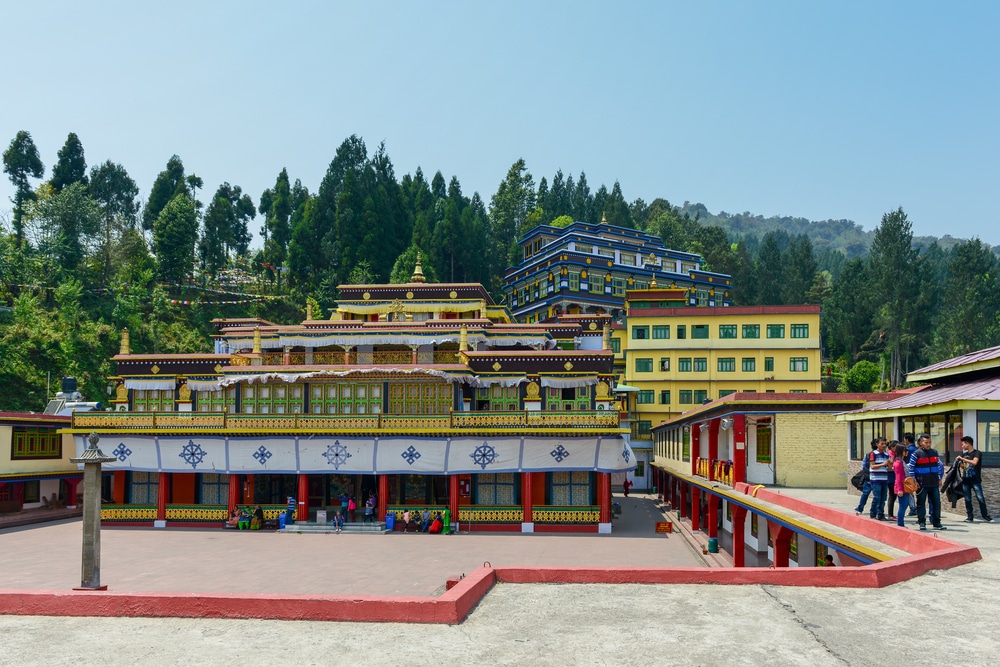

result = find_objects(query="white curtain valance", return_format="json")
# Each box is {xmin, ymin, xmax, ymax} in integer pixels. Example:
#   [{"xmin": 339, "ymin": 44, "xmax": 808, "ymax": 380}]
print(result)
[
  {"xmin": 485, "ymin": 336, "xmax": 556, "ymax": 349},
  {"xmin": 470, "ymin": 376, "xmax": 526, "ymax": 388},
  {"xmin": 186, "ymin": 379, "xmax": 224, "ymax": 392},
  {"xmin": 337, "ymin": 301, "xmax": 484, "ymax": 315},
  {"xmin": 124, "ymin": 379, "xmax": 176, "ymax": 391},
  {"xmin": 277, "ymin": 334, "xmax": 488, "ymax": 348},
  {"xmin": 539, "ymin": 376, "xmax": 600, "ymax": 389},
  {"xmin": 225, "ymin": 338, "xmax": 284, "ymax": 350},
  {"xmin": 218, "ymin": 367, "xmax": 472, "ymax": 387}
]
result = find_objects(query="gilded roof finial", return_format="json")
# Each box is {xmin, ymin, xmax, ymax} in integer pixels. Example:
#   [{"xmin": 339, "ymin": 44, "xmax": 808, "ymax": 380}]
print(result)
[
  {"xmin": 410, "ymin": 252, "xmax": 427, "ymax": 283},
  {"xmin": 601, "ymin": 213, "xmax": 607, "ymax": 225},
  {"xmin": 650, "ymin": 275, "xmax": 658, "ymax": 288},
  {"xmin": 306, "ymin": 301, "xmax": 313, "ymax": 321},
  {"xmin": 253, "ymin": 326, "xmax": 262, "ymax": 354},
  {"xmin": 119, "ymin": 327, "xmax": 130, "ymax": 355},
  {"xmin": 459, "ymin": 324, "xmax": 469, "ymax": 352}
]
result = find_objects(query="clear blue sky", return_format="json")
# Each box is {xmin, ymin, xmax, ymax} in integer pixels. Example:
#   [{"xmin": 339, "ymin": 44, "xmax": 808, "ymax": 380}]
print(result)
[{"xmin": 3, "ymin": 1, "xmax": 997, "ymax": 244}]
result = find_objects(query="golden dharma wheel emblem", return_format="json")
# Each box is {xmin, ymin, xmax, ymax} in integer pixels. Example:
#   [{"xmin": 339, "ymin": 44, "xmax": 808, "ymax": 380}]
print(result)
[
  {"xmin": 450, "ymin": 290, "xmax": 457, "ymax": 299},
  {"xmin": 150, "ymin": 365, "xmax": 160, "ymax": 374},
  {"xmin": 406, "ymin": 292, "xmax": 414, "ymax": 299},
  {"xmin": 526, "ymin": 381, "xmax": 540, "ymax": 399},
  {"xmin": 214, "ymin": 364, "xmax": 223, "ymax": 373},
  {"xmin": 564, "ymin": 361, "xmax": 574, "ymax": 371},
  {"xmin": 492, "ymin": 362, "xmax": 502, "ymax": 371},
  {"xmin": 589, "ymin": 322, "xmax": 597, "ymax": 330},
  {"xmin": 363, "ymin": 292, "xmax": 371, "ymax": 300}
]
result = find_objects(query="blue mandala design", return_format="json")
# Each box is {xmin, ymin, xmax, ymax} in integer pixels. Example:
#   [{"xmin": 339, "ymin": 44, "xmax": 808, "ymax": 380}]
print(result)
[
  {"xmin": 179, "ymin": 440, "xmax": 207, "ymax": 469},
  {"xmin": 323, "ymin": 440, "xmax": 352, "ymax": 470},
  {"xmin": 112, "ymin": 442, "xmax": 132, "ymax": 462},
  {"xmin": 622, "ymin": 443, "xmax": 631, "ymax": 464},
  {"xmin": 401, "ymin": 445, "xmax": 422, "ymax": 465},
  {"xmin": 470, "ymin": 442, "xmax": 497, "ymax": 470},
  {"xmin": 253, "ymin": 445, "xmax": 273, "ymax": 466},
  {"xmin": 550, "ymin": 444, "xmax": 570, "ymax": 463}
]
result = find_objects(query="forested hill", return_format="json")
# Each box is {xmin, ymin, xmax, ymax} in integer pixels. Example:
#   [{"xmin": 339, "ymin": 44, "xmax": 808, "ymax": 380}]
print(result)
[{"xmin": 679, "ymin": 203, "xmax": 994, "ymax": 258}]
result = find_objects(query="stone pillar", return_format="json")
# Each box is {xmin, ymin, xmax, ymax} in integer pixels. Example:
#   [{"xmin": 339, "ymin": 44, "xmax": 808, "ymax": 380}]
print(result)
[
  {"xmin": 70, "ymin": 432, "xmax": 116, "ymax": 590},
  {"xmin": 732, "ymin": 506, "xmax": 748, "ymax": 567},
  {"xmin": 378, "ymin": 474, "xmax": 390, "ymax": 522},
  {"xmin": 598, "ymin": 472, "xmax": 612, "ymax": 534},
  {"xmin": 155, "ymin": 472, "xmax": 170, "ymax": 527},
  {"xmin": 297, "ymin": 474, "xmax": 310, "ymax": 522},
  {"xmin": 521, "ymin": 472, "xmax": 534, "ymax": 533},
  {"xmin": 690, "ymin": 487, "xmax": 701, "ymax": 532}
]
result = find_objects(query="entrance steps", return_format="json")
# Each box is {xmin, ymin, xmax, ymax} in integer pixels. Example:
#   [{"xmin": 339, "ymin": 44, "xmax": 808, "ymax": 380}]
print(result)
[{"xmin": 281, "ymin": 521, "xmax": 387, "ymax": 534}]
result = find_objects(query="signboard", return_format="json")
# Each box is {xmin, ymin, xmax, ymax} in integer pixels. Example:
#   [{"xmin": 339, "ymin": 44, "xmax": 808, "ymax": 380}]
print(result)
[{"xmin": 655, "ymin": 521, "xmax": 673, "ymax": 534}]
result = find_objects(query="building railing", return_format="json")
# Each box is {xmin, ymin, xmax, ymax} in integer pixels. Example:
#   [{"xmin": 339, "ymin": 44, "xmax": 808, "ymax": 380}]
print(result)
[
  {"xmin": 693, "ymin": 457, "xmax": 734, "ymax": 485},
  {"xmin": 72, "ymin": 410, "xmax": 621, "ymax": 431},
  {"xmin": 630, "ymin": 423, "xmax": 653, "ymax": 441}
]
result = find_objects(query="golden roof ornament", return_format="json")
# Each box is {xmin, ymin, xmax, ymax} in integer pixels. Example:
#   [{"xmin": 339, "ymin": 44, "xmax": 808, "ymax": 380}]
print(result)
[
  {"xmin": 306, "ymin": 301, "xmax": 313, "ymax": 321},
  {"xmin": 410, "ymin": 252, "xmax": 427, "ymax": 283},
  {"xmin": 459, "ymin": 324, "xmax": 469, "ymax": 351},
  {"xmin": 119, "ymin": 327, "xmax": 130, "ymax": 355},
  {"xmin": 650, "ymin": 275, "xmax": 658, "ymax": 288},
  {"xmin": 252, "ymin": 326, "xmax": 262, "ymax": 354},
  {"xmin": 601, "ymin": 213, "xmax": 608, "ymax": 225},
  {"xmin": 602, "ymin": 323, "xmax": 611, "ymax": 351}
]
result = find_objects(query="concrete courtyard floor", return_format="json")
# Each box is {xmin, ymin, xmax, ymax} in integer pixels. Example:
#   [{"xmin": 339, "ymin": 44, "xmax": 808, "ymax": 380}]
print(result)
[{"xmin": 3, "ymin": 489, "xmax": 1000, "ymax": 666}]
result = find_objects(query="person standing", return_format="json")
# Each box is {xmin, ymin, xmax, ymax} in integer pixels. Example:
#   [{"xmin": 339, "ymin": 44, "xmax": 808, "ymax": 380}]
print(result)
[
  {"xmin": 892, "ymin": 443, "xmax": 910, "ymax": 526},
  {"xmin": 286, "ymin": 495, "xmax": 296, "ymax": 525},
  {"xmin": 623, "ymin": 479, "xmax": 632, "ymax": 497},
  {"xmin": 348, "ymin": 496, "xmax": 357, "ymax": 523},
  {"xmin": 854, "ymin": 439, "xmax": 880, "ymax": 516},
  {"xmin": 363, "ymin": 496, "xmax": 375, "ymax": 524},
  {"xmin": 909, "ymin": 434, "xmax": 947, "ymax": 531},
  {"xmin": 868, "ymin": 438, "xmax": 892, "ymax": 521},
  {"xmin": 956, "ymin": 436, "xmax": 993, "ymax": 523},
  {"xmin": 904, "ymin": 433, "xmax": 918, "ymax": 515},
  {"xmin": 885, "ymin": 440, "xmax": 898, "ymax": 517}
]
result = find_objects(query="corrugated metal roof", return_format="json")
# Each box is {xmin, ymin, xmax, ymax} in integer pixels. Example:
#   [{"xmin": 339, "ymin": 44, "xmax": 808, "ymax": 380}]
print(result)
[
  {"xmin": 909, "ymin": 345, "xmax": 1000, "ymax": 376},
  {"xmin": 843, "ymin": 377, "xmax": 1000, "ymax": 415}
]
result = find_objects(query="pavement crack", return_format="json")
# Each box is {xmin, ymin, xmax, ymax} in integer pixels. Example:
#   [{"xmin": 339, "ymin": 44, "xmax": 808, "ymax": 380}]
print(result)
[{"xmin": 761, "ymin": 585, "xmax": 850, "ymax": 665}]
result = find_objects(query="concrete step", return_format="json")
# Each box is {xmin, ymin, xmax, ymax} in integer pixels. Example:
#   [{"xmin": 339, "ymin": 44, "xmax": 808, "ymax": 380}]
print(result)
[{"xmin": 281, "ymin": 521, "xmax": 387, "ymax": 534}]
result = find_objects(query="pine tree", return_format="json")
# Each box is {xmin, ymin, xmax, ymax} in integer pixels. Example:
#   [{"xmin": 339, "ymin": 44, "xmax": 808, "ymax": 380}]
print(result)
[
  {"xmin": 50, "ymin": 132, "xmax": 88, "ymax": 193},
  {"xmin": 3, "ymin": 130, "xmax": 45, "ymax": 247}
]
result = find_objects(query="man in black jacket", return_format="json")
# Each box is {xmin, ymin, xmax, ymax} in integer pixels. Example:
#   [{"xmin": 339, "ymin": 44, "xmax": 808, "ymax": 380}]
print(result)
[{"xmin": 956, "ymin": 436, "xmax": 993, "ymax": 523}]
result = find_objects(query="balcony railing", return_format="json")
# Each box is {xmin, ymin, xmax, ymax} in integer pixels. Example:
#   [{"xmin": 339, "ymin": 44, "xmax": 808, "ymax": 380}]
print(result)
[
  {"xmin": 259, "ymin": 350, "xmax": 460, "ymax": 366},
  {"xmin": 693, "ymin": 457, "xmax": 735, "ymax": 485},
  {"xmin": 72, "ymin": 410, "xmax": 621, "ymax": 432}
]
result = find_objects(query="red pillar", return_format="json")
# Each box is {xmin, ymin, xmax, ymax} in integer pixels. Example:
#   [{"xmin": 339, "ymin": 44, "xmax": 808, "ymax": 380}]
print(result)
[
  {"xmin": 112, "ymin": 471, "xmax": 126, "ymax": 505},
  {"xmin": 449, "ymin": 475, "xmax": 460, "ymax": 524},
  {"xmin": 156, "ymin": 472, "xmax": 170, "ymax": 521},
  {"xmin": 297, "ymin": 474, "xmax": 310, "ymax": 522},
  {"xmin": 707, "ymin": 494, "xmax": 720, "ymax": 539},
  {"xmin": 690, "ymin": 487, "xmax": 701, "ymax": 532},
  {"xmin": 598, "ymin": 472, "xmax": 611, "ymax": 524},
  {"xmin": 227, "ymin": 474, "xmax": 240, "ymax": 514},
  {"xmin": 732, "ymin": 506, "xmax": 748, "ymax": 567},
  {"xmin": 770, "ymin": 522, "xmax": 793, "ymax": 568},
  {"xmin": 733, "ymin": 414, "xmax": 747, "ymax": 485},
  {"xmin": 677, "ymin": 482, "xmax": 687, "ymax": 519},
  {"xmin": 64, "ymin": 477, "xmax": 82, "ymax": 508},
  {"xmin": 708, "ymin": 420, "xmax": 720, "ymax": 481},
  {"xmin": 522, "ymin": 472, "xmax": 533, "ymax": 525},
  {"xmin": 672, "ymin": 477, "xmax": 679, "ymax": 511},
  {"xmin": 244, "ymin": 474, "xmax": 255, "ymax": 504},
  {"xmin": 377, "ymin": 474, "xmax": 390, "ymax": 522},
  {"xmin": 691, "ymin": 427, "xmax": 701, "ymax": 475}
]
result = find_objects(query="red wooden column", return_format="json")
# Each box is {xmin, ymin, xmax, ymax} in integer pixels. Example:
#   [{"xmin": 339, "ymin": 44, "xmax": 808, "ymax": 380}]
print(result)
[
  {"xmin": 156, "ymin": 472, "xmax": 171, "ymax": 522},
  {"xmin": 64, "ymin": 477, "xmax": 82, "ymax": 509},
  {"xmin": 598, "ymin": 472, "xmax": 611, "ymax": 528},
  {"xmin": 677, "ymin": 482, "xmax": 687, "ymax": 519},
  {"xmin": 672, "ymin": 477, "xmax": 679, "ymax": 512},
  {"xmin": 732, "ymin": 414, "xmax": 747, "ymax": 485},
  {"xmin": 770, "ymin": 522, "xmax": 793, "ymax": 568},
  {"xmin": 449, "ymin": 475, "xmax": 460, "ymax": 524},
  {"xmin": 227, "ymin": 474, "xmax": 240, "ymax": 514},
  {"xmin": 377, "ymin": 474, "xmax": 390, "ymax": 522},
  {"xmin": 244, "ymin": 474, "xmax": 255, "ymax": 504},
  {"xmin": 707, "ymin": 494, "xmax": 720, "ymax": 539},
  {"xmin": 708, "ymin": 420, "xmax": 720, "ymax": 480},
  {"xmin": 297, "ymin": 474, "xmax": 310, "ymax": 522},
  {"xmin": 690, "ymin": 487, "xmax": 701, "ymax": 532},
  {"xmin": 521, "ymin": 472, "xmax": 533, "ymax": 530},
  {"xmin": 732, "ymin": 506, "xmax": 748, "ymax": 567},
  {"xmin": 112, "ymin": 471, "xmax": 126, "ymax": 505},
  {"xmin": 691, "ymin": 427, "xmax": 701, "ymax": 475}
]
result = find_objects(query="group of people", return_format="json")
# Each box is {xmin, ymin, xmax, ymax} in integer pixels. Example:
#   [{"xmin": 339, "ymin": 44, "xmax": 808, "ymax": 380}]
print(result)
[
  {"xmin": 855, "ymin": 432, "xmax": 992, "ymax": 530},
  {"xmin": 399, "ymin": 508, "xmax": 445, "ymax": 533},
  {"xmin": 226, "ymin": 505, "xmax": 264, "ymax": 530}
]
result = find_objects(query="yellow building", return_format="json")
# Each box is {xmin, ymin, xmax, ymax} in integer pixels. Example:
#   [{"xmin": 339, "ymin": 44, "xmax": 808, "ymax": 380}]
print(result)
[{"xmin": 621, "ymin": 293, "xmax": 822, "ymax": 435}]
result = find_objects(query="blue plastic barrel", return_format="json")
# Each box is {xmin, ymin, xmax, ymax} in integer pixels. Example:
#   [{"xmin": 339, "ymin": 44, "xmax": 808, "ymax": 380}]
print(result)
[{"xmin": 385, "ymin": 512, "xmax": 395, "ymax": 531}]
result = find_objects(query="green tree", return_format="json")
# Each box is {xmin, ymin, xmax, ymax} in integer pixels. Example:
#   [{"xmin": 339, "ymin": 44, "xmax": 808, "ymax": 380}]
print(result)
[
  {"xmin": 262, "ymin": 168, "xmax": 292, "ymax": 288},
  {"xmin": 153, "ymin": 193, "xmax": 198, "ymax": 283},
  {"xmin": 488, "ymin": 159, "xmax": 535, "ymax": 284},
  {"xmin": 840, "ymin": 360, "xmax": 882, "ymax": 392},
  {"xmin": 782, "ymin": 235, "xmax": 817, "ymax": 304},
  {"xmin": 869, "ymin": 207, "xmax": 920, "ymax": 388},
  {"xmin": 390, "ymin": 245, "xmax": 438, "ymax": 284},
  {"xmin": 38, "ymin": 182, "xmax": 102, "ymax": 279},
  {"xmin": 89, "ymin": 160, "xmax": 139, "ymax": 286},
  {"xmin": 602, "ymin": 181, "xmax": 633, "ymax": 228},
  {"xmin": 823, "ymin": 257, "xmax": 876, "ymax": 361},
  {"xmin": 3, "ymin": 130, "xmax": 45, "ymax": 247},
  {"xmin": 142, "ymin": 155, "xmax": 186, "ymax": 231},
  {"xmin": 50, "ymin": 132, "xmax": 88, "ymax": 193},
  {"xmin": 929, "ymin": 239, "xmax": 1000, "ymax": 359},
  {"xmin": 753, "ymin": 232, "xmax": 786, "ymax": 305}
]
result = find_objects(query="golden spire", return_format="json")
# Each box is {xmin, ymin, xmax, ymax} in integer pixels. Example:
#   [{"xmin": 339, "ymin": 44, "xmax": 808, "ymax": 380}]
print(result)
[
  {"xmin": 306, "ymin": 301, "xmax": 313, "ymax": 321},
  {"xmin": 601, "ymin": 213, "xmax": 608, "ymax": 225},
  {"xmin": 252, "ymin": 326, "xmax": 262, "ymax": 354},
  {"xmin": 459, "ymin": 324, "xmax": 469, "ymax": 352},
  {"xmin": 410, "ymin": 252, "xmax": 427, "ymax": 283},
  {"xmin": 119, "ymin": 327, "xmax": 130, "ymax": 355},
  {"xmin": 602, "ymin": 323, "xmax": 611, "ymax": 351},
  {"xmin": 650, "ymin": 275, "xmax": 658, "ymax": 288}
]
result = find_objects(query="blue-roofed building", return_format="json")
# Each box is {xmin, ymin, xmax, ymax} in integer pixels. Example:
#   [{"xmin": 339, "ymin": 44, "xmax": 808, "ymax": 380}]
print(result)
[{"xmin": 502, "ymin": 217, "xmax": 732, "ymax": 324}]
